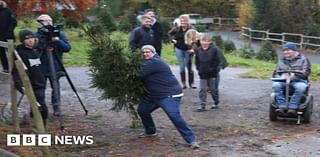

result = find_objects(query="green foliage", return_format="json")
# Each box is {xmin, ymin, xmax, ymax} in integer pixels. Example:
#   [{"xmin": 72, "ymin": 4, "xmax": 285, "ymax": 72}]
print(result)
[
  {"xmin": 256, "ymin": 41, "xmax": 277, "ymax": 62},
  {"xmin": 238, "ymin": 0, "xmax": 255, "ymax": 27},
  {"xmin": 159, "ymin": 19, "xmax": 171, "ymax": 43},
  {"xmin": 118, "ymin": 11, "xmax": 139, "ymax": 32},
  {"xmin": 21, "ymin": 16, "xmax": 34, "ymax": 28},
  {"xmin": 193, "ymin": 24, "xmax": 208, "ymax": 32},
  {"xmin": 64, "ymin": 34, "xmax": 89, "ymax": 67},
  {"xmin": 249, "ymin": 0, "xmax": 320, "ymax": 36},
  {"xmin": 86, "ymin": 6, "xmax": 117, "ymax": 34},
  {"xmin": 225, "ymin": 53, "xmax": 275, "ymax": 79},
  {"xmin": 48, "ymin": 9, "xmax": 65, "ymax": 25},
  {"xmin": 99, "ymin": 0, "xmax": 124, "ymax": 17},
  {"xmin": 236, "ymin": 46, "xmax": 255, "ymax": 59},
  {"xmin": 83, "ymin": 9, "xmax": 144, "ymax": 127},
  {"xmin": 87, "ymin": 36, "xmax": 144, "ymax": 112},
  {"xmin": 223, "ymin": 40, "xmax": 236, "ymax": 53},
  {"xmin": 161, "ymin": 43, "xmax": 178, "ymax": 65},
  {"xmin": 251, "ymin": 0, "xmax": 271, "ymax": 30},
  {"xmin": 212, "ymin": 35, "xmax": 223, "ymax": 49},
  {"xmin": 64, "ymin": 17, "xmax": 80, "ymax": 29},
  {"xmin": 150, "ymin": 0, "xmax": 238, "ymax": 17},
  {"xmin": 118, "ymin": 20, "xmax": 133, "ymax": 33}
]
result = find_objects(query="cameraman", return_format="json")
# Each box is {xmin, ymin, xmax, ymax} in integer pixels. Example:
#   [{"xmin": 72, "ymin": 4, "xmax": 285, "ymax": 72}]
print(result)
[{"xmin": 35, "ymin": 14, "xmax": 71, "ymax": 116}]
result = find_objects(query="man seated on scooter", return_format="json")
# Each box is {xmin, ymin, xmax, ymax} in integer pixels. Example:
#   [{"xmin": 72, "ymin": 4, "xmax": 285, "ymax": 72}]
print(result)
[{"xmin": 272, "ymin": 42, "xmax": 311, "ymax": 115}]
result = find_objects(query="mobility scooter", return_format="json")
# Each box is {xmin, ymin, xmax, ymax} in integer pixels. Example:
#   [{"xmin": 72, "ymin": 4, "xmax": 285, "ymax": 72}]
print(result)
[{"xmin": 270, "ymin": 70, "xmax": 313, "ymax": 124}]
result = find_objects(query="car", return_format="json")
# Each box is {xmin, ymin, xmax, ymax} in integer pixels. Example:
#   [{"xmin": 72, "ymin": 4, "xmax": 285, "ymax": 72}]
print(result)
[{"xmin": 173, "ymin": 13, "xmax": 213, "ymax": 26}]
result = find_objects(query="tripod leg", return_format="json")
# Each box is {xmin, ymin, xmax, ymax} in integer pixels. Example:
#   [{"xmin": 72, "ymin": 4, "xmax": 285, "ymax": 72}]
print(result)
[
  {"xmin": 59, "ymin": 114, "xmax": 64, "ymax": 130},
  {"xmin": 46, "ymin": 48, "xmax": 63, "ymax": 129}
]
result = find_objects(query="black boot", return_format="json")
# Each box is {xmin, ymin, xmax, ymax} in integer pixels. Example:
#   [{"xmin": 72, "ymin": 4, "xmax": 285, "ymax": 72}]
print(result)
[
  {"xmin": 40, "ymin": 107, "xmax": 48, "ymax": 126},
  {"xmin": 188, "ymin": 72, "xmax": 196, "ymax": 89},
  {"xmin": 180, "ymin": 72, "xmax": 187, "ymax": 89}
]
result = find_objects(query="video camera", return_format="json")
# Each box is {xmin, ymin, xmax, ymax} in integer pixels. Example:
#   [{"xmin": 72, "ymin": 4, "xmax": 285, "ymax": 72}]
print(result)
[{"xmin": 38, "ymin": 24, "xmax": 63, "ymax": 41}]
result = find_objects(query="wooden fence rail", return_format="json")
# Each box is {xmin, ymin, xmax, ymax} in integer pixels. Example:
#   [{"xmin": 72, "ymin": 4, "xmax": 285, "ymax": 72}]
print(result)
[
  {"xmin": 211, "ymin": 17, "xmax": 238, "ymax": 26},
  {"xmin": 162, "ymin": 16, "xmax": 238, "ymax": 27},
  {"xmin": 0, "ymin": 40, "xmax": 52, "ymax": 157},
  {"xmin": 0, "ymin": 40, "xmax": 18, "ymax": 132},
  {"xmin": 241, "ymin": 27, "xmax": 320, "ymax": 49}
]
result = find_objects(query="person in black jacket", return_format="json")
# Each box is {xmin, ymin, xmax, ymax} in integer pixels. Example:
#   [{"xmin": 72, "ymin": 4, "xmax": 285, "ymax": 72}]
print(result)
[
  {"xmin": 195, "ymin": 34, "xmax": 221, "ymax": 111},
  {"xmin": 0, "ymin": 0, "xmax": 17, "ymax": 73},
  {"xmin": 168, "ymin": 15, "xmax": 196, "ymax": 89},
  {"xmin": 144, "ymin": 9, "xmax": 163, "ymax": 56},
  {"xmin": 129, "ymin": 15, "xmax": 154, "ymax": 52},
  {"xmin": 12, "ymin": 29, "xmax": 48, "ymax": 126}
]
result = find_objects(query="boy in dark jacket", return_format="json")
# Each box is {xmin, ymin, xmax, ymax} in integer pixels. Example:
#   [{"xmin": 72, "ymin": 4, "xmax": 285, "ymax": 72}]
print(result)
[
  {"xmin": 195, "ymin": 34, "xmax": 221, "ymax": 111},
  {"xmin": 12, "ymin": 29, "xmax": 48, "ymax": 126}
]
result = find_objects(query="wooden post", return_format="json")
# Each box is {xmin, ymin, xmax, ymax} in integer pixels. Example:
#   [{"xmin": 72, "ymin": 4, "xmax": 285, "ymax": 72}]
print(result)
[
  {"xmin": 248, "ymin": 28, "xmax": 252, "ymax": 47},
  {"xmin": 14, "ymin": 60, "xmax": 52, "ymax": 157},
  {"xmin": 300, "ymin": 34, "xmax": 304, "ymax": 51},
  {"xmin": 7, "ymin": 40, "xmax": 20, "ymax": 133}
]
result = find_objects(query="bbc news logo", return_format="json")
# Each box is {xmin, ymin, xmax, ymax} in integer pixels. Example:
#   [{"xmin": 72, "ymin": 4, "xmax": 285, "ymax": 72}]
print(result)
[{"xmin": 7, "ymin": 134, "xmax": 94, "ymax": 146}]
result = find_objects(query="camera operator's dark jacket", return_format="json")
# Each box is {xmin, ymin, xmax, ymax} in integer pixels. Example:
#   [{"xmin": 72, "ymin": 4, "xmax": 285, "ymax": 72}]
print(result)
[
  {"xmin": 274, "ymin": 52, "xmax": 311, "ymax": 80},
  {"xmin": 0, "ymin": 7, "xmax": 17, "ymax": 40},
  {"xmin": 35, "ymin": 31, "xmax": 71, "ymax": 76},
  {"xmin": 12, "ymin": 44, "xmax": 46, "ymax": 92}
]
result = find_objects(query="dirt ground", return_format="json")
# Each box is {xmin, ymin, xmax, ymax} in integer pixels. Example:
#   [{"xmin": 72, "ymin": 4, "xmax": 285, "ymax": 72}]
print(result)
[{"xmin": 0, "ymin": 66, "xmax": 320, "ymax": 157}]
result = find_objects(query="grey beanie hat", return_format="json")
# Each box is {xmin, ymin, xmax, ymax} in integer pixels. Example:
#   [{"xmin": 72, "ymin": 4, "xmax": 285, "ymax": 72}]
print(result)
[
  {"xmin": 141, "ymin": 45, "xmax": 156, "ymax": 54},
  {"xmin": 19, "ymin": 29, "xmax": 35, "ymax": 42}
]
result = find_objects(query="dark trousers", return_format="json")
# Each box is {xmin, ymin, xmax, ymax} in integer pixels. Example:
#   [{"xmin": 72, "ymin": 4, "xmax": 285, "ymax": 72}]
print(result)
[
  {"xmin": 34, "ymin": 88, "xmax": 48, "ymax": 121},
  {"xmin": 199, "ymin": 77, "xmax": 219, "ymax": 106},
  {"xmin": 213, "ymin": 73, "xmax": 220, "ymax": 102},
  {"xmin": 45, "ymin": 75, "xmax": 62, "ymax": 106},
  {"xmin": 0, "ymin": 46, "xmax": 8, "ymax": 70},
  {"xmin": 137, "ymin": 97, "xmax": 196, "ymax": 144}
]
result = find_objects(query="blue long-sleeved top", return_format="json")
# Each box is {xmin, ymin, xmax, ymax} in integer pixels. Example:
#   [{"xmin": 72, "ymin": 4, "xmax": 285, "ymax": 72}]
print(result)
[
  {"xmin": 35, "ymin": 31, "xmax": 71, "ymax": 75},
  {"xmin": 138, "ymin": 55, "xmax": 182, "ymax": 100}
]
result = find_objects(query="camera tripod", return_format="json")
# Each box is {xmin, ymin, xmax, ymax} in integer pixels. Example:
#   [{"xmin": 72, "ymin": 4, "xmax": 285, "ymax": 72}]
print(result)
[{"xmin": 43, "ymin": 43, "xmax": 88, "ymax": 130}]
